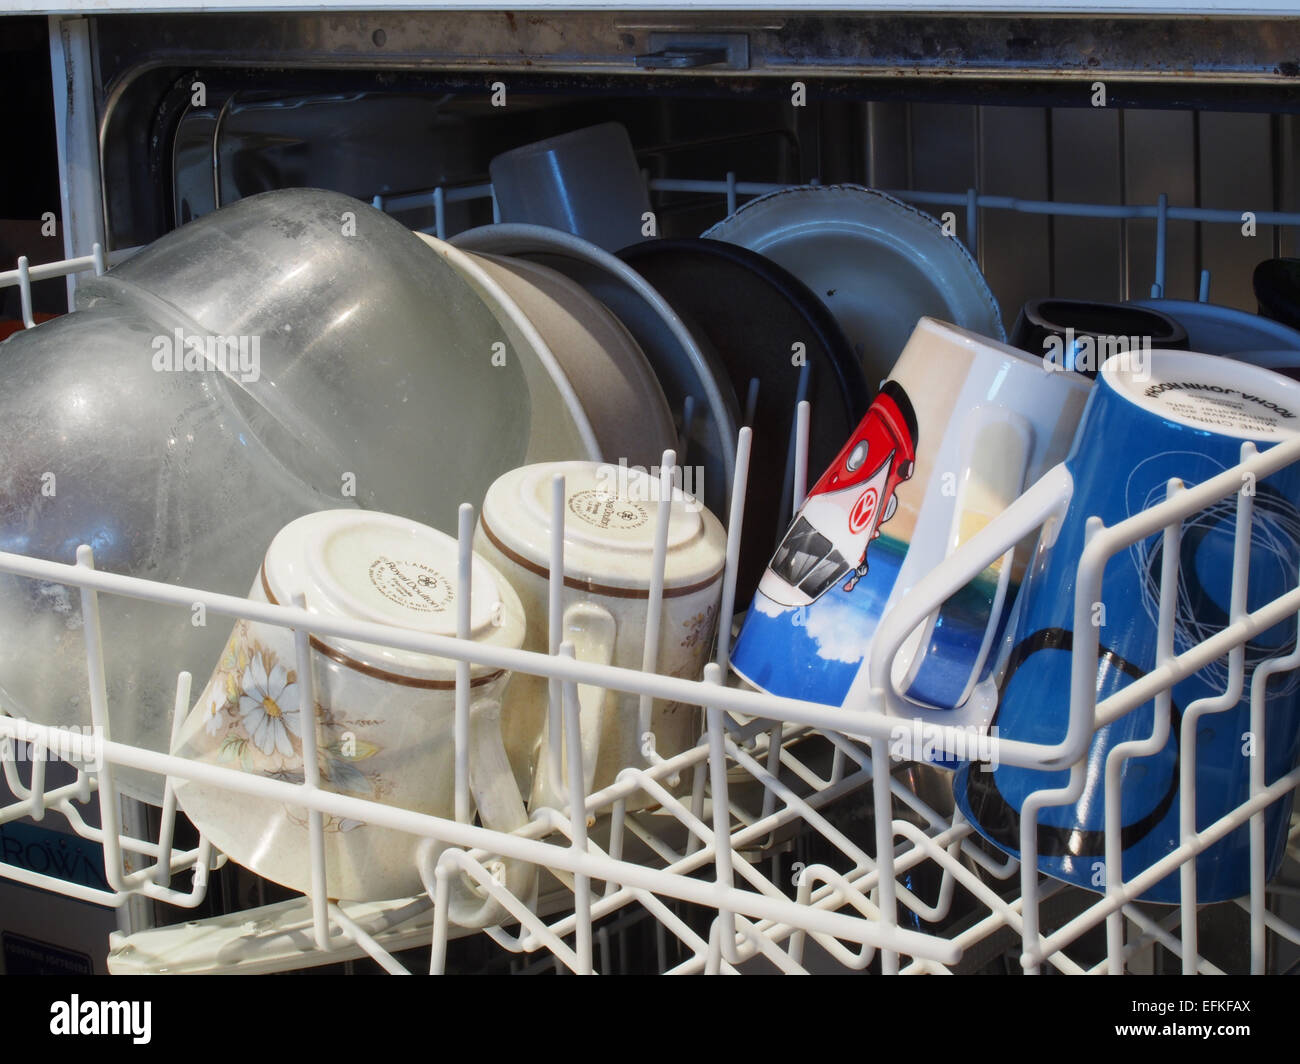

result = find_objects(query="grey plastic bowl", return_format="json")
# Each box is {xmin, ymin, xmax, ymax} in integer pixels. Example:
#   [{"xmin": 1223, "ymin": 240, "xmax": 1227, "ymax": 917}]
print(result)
[{"xmin": 489, "ymin": 123, "xmax": 653, "ymax": 253}]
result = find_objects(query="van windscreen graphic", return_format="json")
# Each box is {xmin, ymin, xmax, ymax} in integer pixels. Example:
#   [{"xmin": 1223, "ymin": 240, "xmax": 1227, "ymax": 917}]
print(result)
[{"xmin": 767, "ymin": 516, "xmax": 852, "ymax": 602}]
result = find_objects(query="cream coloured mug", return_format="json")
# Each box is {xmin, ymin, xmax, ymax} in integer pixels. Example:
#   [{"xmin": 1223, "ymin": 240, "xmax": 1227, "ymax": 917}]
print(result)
[
  {"xmin": 475, "ymin": 461, "xmax": 727, "ymax": 811},
  {"xmin": 172, "ymin": 510, "xmax": 534, "ymax": 920}
]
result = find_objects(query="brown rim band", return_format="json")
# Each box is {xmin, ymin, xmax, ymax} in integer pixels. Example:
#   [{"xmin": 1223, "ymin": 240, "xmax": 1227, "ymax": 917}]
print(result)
[
  {"xmin": 259, "ymin": 566, "xmax": 504, "ymax": 690},
  {"xmin": 478, "ymin": 518, "xmax": 724, "ymax": 599}
]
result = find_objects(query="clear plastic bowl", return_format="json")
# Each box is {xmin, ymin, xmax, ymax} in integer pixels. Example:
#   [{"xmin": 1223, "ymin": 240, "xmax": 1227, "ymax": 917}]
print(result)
[{"xmin": 0, "ymin": 188, "xmax": 593, "ymax": 803}]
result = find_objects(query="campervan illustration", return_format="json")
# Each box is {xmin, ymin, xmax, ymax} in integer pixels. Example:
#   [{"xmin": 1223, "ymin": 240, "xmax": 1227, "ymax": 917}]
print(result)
[{"xmin": 758, "ymin": 379, "xmax": 918, "ymax": 608}]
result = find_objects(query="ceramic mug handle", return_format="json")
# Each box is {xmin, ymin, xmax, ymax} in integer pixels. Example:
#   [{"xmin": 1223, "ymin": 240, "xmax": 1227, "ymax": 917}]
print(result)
[
  {"xmin": 437, "ymin": 693, "xmax": 538, "ymax": 929},
  {"xmin": 531, "ymin": 600, "xmax": 618, "ymax": 810},
  {"xmin": 896, "ymin": 410, "xmax": 1035, "ymax": 709},
  {"xmin": 867, "ymin": 463, "xmax": 1076, "ymax": 733}
]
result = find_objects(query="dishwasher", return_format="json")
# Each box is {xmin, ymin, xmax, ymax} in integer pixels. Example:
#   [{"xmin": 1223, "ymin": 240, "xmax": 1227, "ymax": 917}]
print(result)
[{"xmin": 1, "ymin": 6, "xmax": 1299, "ymax": 978}]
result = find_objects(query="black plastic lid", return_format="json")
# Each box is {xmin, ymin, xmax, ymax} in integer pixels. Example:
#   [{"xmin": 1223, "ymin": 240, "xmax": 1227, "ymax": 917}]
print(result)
[{"xmin": 1009, "ymin": 297, "xmax": 1189, "ymax": 378}]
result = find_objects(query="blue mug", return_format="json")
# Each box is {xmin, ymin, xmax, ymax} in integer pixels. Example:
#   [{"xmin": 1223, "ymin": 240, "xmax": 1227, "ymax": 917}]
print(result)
[{"xmin": 876, "ymin": 350, "xmax": 1300, "ymax": 903}]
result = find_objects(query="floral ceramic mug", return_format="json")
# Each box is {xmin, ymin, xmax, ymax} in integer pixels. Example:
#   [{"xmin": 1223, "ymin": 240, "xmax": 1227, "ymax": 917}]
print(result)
[
  {"xmin": 171, "ymin": 510, "xmax": 533, "ymax": 918},
  {"xmin": 474, "ymin": 461, "xmax": 727, "ymax": 812}
]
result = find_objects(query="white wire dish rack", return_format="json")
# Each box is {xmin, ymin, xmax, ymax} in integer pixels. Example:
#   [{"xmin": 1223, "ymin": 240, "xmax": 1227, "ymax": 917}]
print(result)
[{"xmin": 1, "ymin": 191, "xmax": 1299, "ymax": 976}]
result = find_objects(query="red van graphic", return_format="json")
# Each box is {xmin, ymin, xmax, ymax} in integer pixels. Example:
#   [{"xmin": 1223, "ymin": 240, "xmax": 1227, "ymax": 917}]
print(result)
[{"xmin": 758, "ymin": 379, "xmax": 918, "ymax": 608}]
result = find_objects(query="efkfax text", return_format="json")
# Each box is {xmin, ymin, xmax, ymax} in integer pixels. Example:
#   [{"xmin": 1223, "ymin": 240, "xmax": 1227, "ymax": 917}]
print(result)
[
  {"xmin": 1131, "ymin": 1000, "xmax": 1251, "ymax": 1014},
  {"xmin": 888, "ymin": 718, "xmax": 999, "ymax": 770},
  {"xmin": 593, "ymin": 458, "xmax": 705, "ymax": 513},
  {"xmin": 1115, "ymin": 1000, "xmax": 1252, "ymax": 1039},
  {"xmin": 1042, "ymin": 329, "xmax": 1152, "ymax": 380},
  {"xmin": 151, "ymin": 327, "xmax": 261, "ymax": 383},
  {"xmin": 50, "ymin": 996, "xmax": 151, "ymax": 1045},
  {"xmin": 0, "ymin": 721, "xmax": 102, "ymax": 772}
]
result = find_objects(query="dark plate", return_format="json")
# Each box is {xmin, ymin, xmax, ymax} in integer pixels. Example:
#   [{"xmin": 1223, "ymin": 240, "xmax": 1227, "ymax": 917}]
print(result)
[{"xmin": 618, "ymin": 237, "xmax": 871, "ymax": 606}]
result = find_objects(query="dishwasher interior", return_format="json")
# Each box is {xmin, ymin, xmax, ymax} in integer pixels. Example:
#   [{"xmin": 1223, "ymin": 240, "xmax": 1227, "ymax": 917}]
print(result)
[{"xmin": 2, "ymin": 10, "xmax": 1300, "ymax": 975}]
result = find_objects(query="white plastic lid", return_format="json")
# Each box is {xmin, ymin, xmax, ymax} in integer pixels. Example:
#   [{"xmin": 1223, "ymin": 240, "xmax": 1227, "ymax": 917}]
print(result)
[
  {"xmin": 1102, "ymin": 349, "xmax": 1300, "ymax": 441},
  {"xmin": 262, "ymin": 510, "xmax": 524, "ymax": 682},
  {"xmin": 479, "ymin": 461, "xmax": 727, "ymax": 593}
]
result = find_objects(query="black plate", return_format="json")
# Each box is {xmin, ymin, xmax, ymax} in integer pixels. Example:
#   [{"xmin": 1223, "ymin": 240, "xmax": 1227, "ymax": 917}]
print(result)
[{"xmin": 618, "ymin": 237, "xmax": 871, "ymax": 606}]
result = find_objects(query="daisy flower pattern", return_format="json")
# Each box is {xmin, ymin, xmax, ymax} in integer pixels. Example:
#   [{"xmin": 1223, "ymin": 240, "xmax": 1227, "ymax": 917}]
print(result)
[
  {"xmin": 238, "ymin": 653, "xmax": 302, "ymax": 757},
  {"xmin": 189, "ymin": 624, "xmax": 388, "ymax": 831},
  {"xmin": 203, "ymin": 695, "xmax": 226, "ymax": 736}
]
